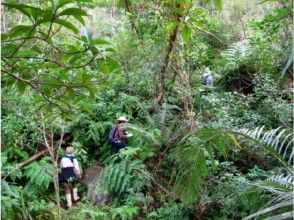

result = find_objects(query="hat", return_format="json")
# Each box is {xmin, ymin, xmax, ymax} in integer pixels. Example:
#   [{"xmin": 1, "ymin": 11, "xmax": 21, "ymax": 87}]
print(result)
[{"xmin": 117, "ymin": 116, "xmax": 128, "ymax": 122}]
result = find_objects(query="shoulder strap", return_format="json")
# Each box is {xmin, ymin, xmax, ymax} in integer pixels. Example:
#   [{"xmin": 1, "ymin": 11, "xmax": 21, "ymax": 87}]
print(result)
[{"xmin": 113, "ymin": 126, "xmax": 118, "ymax": 140}]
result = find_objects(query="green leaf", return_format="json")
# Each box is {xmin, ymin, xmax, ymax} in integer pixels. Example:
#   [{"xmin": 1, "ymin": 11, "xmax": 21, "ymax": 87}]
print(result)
[
  {"xmin": 3, "ymin": 77, "xmax": 16, "ymax": 87},
  {"xmin": 68, "ymin": 54, "xmax": 83, "ymax": 65},
  {"xmin": 215, "ymin": 0, "xmax": 222, "ymax": 10},
  {"xmin": 81, "ymin": 73, "xmax": 91, "ymax": 83},
  {"xmin": 1, "ymin": 33, "xmax": 8, "ymax": 40},
  {"xmin": 203, "ymin": 0, "xmax": 222, "ymax": 10},
  {"xmin": 17, "ymin": 49, "xmax": 39, "ymax": 56},
  {"xmin": 167, "ymin": 6, "xmax": 184, "ymax": 16},
  {"xmin": 86, "ymin": 86, "xmax": 97, "ymax": 98},
  {"xmin": 181, "ymin": 25, "xmax": 192, "ymax": 43},
  {"xmin": 17, "ymin": 81, "xmax": 27, "ymax": 94},
  {"xmin": 54, "ymin": 19, "xmax": 79, "ymax": 34},
  {"xmin": 81, "ymin": 27, "xmax": 93, "ymax": 43},
  {"xmin": 91, "ymin": 39, "xmax": 110, "ymax": 45},
  {"xmin": 99, "ymin": 58, "xmax": 118, "ymax": 74},
  {"xmin": 39, "ymin": 8, "xmax": 55, "ymax": 24},
  {"xmin": 3, "ymin": 3, "xmax": 43, "ymax": 21},
  {"xmin": 8, "ymin": 25, "xmax": 33, "ymax": 38},
  {"xmin": 54, "ymin": 0, "xmax": 72, "ymax": 9},
  {"xmin": 59, "ymin": 7, "xmax": 87, "ymax": 17},
  {"xmin": 58, "ymin": 7, "xmax": 87, "ymax": 24},
  {"xmin": 1, "ymin": 43, "xmax": 18, "ymax": 57},
  {"xmin": 74, "ymin": 15, "xmax": 85, "ymax": 25}
]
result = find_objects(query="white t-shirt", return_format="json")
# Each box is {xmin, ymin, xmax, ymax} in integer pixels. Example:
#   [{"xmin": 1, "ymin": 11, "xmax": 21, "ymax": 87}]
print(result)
[{"xmin": 60, "ymin": 154, "xmax": 81, "ymax": 175}]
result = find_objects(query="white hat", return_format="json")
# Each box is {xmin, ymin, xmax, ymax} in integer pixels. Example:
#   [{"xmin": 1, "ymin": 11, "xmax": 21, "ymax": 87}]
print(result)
[{"xmin": 117, "ymin": 116, "xmax": 128, "ymax": 122}]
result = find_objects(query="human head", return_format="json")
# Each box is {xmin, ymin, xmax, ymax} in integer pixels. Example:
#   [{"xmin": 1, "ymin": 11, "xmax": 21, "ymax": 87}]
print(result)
[
  {"xmin": 66, "ymin": 146, "xmax": 75, "ymax": 154},
  {"xmin": 204, "ymin": 67, "xmax": 211, "ymax": 73},
  {"xmin": 117, "ymin": 116, "xmax": 128, "ymax": 124}
]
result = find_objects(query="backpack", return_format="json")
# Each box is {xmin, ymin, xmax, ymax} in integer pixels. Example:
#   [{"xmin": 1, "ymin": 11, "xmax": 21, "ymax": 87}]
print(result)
[{"xmin": 108, "ymin": 126, "xmax": 118, "ymax": 143}]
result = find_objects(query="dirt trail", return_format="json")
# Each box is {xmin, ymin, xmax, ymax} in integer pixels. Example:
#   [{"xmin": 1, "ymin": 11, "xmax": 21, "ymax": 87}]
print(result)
[{"xmin": 82, "ymin": 161, "xmax": 108, "ymax": 204}]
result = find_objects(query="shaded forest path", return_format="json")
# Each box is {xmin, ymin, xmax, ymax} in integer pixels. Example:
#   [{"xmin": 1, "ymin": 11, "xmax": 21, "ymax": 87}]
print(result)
[{"xmin": 83, "ymin": 161, "xmax": 108, "ymax": 204}]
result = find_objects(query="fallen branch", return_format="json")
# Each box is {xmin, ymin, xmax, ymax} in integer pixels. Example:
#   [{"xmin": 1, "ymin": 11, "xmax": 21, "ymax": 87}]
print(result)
[
  {"xmin": 2, "ymin": 149, "xmax": 49, "ymax": 179},
  {"xmin": 16, "ymin": 149, "xmax": 49, "ymax": 168}
]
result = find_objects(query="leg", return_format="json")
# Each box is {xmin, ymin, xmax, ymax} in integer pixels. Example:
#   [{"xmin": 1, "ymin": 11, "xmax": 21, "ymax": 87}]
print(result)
[
  {"xmin": 72, "ymin": 183, "xmax": 80, "ymax": 202},
  {"xmin": 114, "ymin": 141, "xmax": 127, "ymax": 153},
  {"xmin": 113, "ymin": 142, "xmax": 121, "ymax": 153},
  {"xmin": 64, "ymin": 182, "xmax": 72, "ymax": 208}
]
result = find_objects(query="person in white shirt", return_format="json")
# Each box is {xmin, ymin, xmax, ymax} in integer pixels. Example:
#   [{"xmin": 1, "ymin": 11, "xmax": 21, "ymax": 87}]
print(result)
[{"xmin": 59, "ymin": 146, "xmax": 81, "ymax": 208}]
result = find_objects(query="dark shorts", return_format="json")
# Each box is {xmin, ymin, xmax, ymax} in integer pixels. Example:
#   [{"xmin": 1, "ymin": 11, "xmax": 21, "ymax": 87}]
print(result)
[
  {"xmin": 59, "ymin": 167, "xmax": 77, "ymax": 183},
  {"xmin": 112, "ymin": 140, "xmax": 127, "ymax": 153}
]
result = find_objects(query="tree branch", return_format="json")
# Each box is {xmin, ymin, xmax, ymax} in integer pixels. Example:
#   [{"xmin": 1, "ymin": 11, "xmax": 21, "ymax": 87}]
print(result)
[
  {"xmin": 1, "ymin": 150, "xmax": 49, "ymax": 179},
  {"xmin": 124, "ymin": 0, "xmax": 142, "ymax": 40},
  {"xmin": 2, "ymin": 36, "xmax": 90, "ymax": 55},
  {"xmin": 195, "ymin": 26, "xmax": 227, "ymax": 46}
]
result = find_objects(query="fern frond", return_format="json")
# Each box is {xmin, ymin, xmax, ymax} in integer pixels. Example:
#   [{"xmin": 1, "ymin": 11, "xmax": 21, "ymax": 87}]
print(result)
[
  {"xmin": 171, "ymin": 138, "xmax": 208, "ymax": 203},
  {"xmin": 99, "ymin": 158, "xmax": 150, "ymax": 195},
  {"xmin": 223, "ymin": 40, "xmax": 250, "ymax": 63}
]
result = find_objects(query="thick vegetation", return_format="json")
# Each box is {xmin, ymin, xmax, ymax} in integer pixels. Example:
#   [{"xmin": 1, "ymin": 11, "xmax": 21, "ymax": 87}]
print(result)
[{"xmin": 1, "ymin": 0, "xmax": 293, "ymax": 219}]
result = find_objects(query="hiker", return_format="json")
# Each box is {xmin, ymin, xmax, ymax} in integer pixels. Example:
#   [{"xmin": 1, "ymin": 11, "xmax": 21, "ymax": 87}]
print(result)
[
  {"xmin": 201, "ymin": 67, "xmax": 213, "ymax": 86},
  {"xmin": 109, "ymin": 116, "xmax": 132, "ymax": 153},
  {"xmin": 59, "ymin": 146, "xmax": 81, "ymax": 209}
]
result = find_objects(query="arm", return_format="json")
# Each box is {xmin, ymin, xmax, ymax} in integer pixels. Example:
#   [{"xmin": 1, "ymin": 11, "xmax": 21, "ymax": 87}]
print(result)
[
  {"xmin": 73, "ymin": 158, "xmax": 81, "ymax": 176},
  {"xmin": 60, "ymin": 157, "xmax": 65, "ymax": 168}
]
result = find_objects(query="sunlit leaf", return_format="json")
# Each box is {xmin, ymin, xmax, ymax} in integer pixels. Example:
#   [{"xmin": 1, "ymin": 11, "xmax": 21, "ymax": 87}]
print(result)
[{"xmin": 54, "ymin": 18, "xmax": 79, "ymax": 34}]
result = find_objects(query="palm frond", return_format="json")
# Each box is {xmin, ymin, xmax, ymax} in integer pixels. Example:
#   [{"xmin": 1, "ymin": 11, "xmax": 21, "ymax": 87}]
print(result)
[
  {"xmin": 235, "ymin": 127, "xmax": 294, "ymax": 219},
  {"xmin": 243, "ymin": 200, "xmax": 293, "ymax": 220},
  {"xmin": 235, "ymin": 127, "xmax": 294, "ymax": 168},
  {"xmin": 266, "ymin": 211, "xmax": 294, "ymax": 220},
  {"xmin": 267, "ymin": 174, "xmax": 294, "ymax": 191},
  {"xmin": 169, "ymin": 128, "xmax": 234, "ymax": 203}
]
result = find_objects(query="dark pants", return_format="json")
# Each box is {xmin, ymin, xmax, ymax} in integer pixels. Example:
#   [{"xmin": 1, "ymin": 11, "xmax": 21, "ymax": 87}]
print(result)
[
  {"xmin": 59, "ymin": 167, "xmax": 77, "ymax": 183},
  {"xmin": 112, "ymin": 140, "xmax": 127, "ymax": 153}
]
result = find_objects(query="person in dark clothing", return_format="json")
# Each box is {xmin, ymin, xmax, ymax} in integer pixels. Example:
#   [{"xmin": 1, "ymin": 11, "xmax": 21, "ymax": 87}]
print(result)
[{"xmin": 112, "ymin": 116, "xmax": 132, "ymax": 153}]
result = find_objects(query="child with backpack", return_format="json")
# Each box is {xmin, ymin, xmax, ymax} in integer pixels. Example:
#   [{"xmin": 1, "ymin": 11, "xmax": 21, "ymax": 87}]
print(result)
[{"xmin": 59, "ymin": 146, "xmax": 81, "ymax": 209}]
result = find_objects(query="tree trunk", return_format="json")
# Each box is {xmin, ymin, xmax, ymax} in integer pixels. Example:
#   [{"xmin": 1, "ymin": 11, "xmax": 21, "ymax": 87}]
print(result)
[
  {"xmin": 52, "ymin": 162, "xmax": 61, "ymax": 220},
  {"xmin": 155, "ymin": 3, "xmax": 183, "ymax": 105},
  {"xmin": 124, "ymin": 0, "xmax": 141, "ymax": 40},
  {"xmin": 155, "ymin": 25, "xmax": 180, "ymax": 105},
  {"xmin": 1, "ymin": 5, "xmax": 7, "ymax": 33}
]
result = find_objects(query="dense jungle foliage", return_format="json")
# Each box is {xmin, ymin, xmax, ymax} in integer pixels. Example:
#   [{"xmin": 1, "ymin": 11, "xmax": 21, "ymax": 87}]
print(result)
[{"xmin": 1, "ymin": 0, "xmax": 293, "ymax": 219}]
